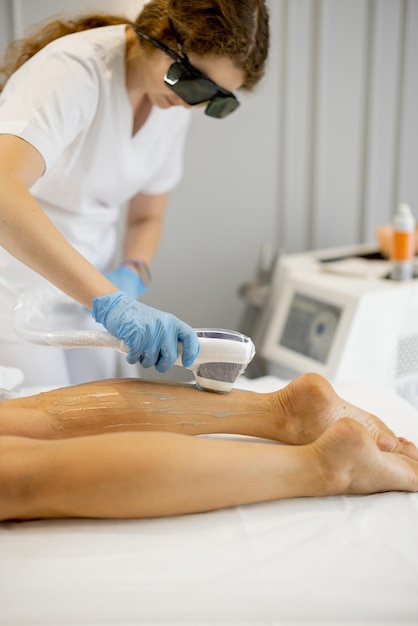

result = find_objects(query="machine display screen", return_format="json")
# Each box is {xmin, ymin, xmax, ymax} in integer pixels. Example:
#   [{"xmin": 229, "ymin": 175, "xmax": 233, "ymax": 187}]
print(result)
[{"xmin": 279, "ymin": 292, "xmax": 342, "ymax": 363}]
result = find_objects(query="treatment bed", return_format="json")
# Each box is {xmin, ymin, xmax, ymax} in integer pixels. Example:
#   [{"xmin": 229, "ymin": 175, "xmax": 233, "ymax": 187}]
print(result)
[{"xmin": 1, "ymin": 372, "xmax": 418, "ymax": 625}]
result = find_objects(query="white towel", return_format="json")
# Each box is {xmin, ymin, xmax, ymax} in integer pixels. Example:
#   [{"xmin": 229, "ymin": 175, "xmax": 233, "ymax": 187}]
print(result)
[{"xmin": 0, "ymin": 365, "xmax": 24, "ymax": 399}]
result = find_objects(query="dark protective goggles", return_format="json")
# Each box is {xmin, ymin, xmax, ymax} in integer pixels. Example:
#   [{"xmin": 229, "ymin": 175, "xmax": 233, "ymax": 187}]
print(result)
[{"xmin": 132, "ymin": 25, "xmax": 240, "ymax": 119}]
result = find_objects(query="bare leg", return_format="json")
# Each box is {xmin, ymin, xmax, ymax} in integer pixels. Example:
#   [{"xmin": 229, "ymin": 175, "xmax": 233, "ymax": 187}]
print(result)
[
  {"xmin": 0, "ymin": 376, "xmax": 275, "ymax": 439},
  {"xmin": 0, "ymin": 374, "xmax": 416, "ymax": 460},
  {"xmin": 2, "ymin": 418, "xmax": 418, "ymax": 521}
]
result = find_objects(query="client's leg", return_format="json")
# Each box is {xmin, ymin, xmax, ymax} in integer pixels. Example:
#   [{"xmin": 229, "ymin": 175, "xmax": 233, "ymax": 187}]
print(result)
[
  {"xmin": 2, "ymin": 418, "xmax": 418, "ymax": 521},
  {"xmin": 0, "ymin": 374, "xmax": 416, "ymax": 460}
]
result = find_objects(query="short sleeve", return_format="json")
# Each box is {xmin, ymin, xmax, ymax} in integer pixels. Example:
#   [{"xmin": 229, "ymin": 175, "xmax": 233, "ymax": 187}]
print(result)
[{"xmin": 0, "ymin": 50, "xmax": 99, "ymax": 170}]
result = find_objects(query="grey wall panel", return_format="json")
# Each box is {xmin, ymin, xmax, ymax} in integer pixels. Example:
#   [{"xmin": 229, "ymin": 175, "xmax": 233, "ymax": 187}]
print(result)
[
  {"xmin": 398, "ymin": 0, "xmax": 418, "ymax": 213},
  {"xmin": 0, "ymin": 0, "xmax": 13, "ymax": 49},
  {"xmin": 362, "ymin": 0, "xmax": 403, "ymax": 235},
  {"xmin": 276, "ymin": 0, "xmax": 417, "ymax": 256},
  {"xmin": 312, "ymin": 0, "xmax": 369, "ymax": 248},
  {"xmin": 278, "ymin": 0, "xmax": 317, "ymax": 253}
]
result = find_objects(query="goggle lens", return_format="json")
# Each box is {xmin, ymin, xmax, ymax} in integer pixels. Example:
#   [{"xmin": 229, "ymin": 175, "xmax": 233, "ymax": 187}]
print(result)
[
  {"xmin": 164, "ymin": 61, "xmax": 239, "ymax": 118},
  {"xmin": 165, "ymin": 63, "xmax": 217, "ymax": 104},
  {"xmin": 206, "ymin": 95, "xmax": 240, "ymax": 118}
]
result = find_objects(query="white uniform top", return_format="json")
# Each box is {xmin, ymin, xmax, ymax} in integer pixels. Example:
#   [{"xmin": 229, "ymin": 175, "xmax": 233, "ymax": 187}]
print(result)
[{"xmin": 0, "ymin": 24, "xmax": 192, "ymax": 286}]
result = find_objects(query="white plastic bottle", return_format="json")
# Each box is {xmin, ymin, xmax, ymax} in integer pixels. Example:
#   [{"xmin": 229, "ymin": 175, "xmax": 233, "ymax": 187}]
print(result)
[{"xmin": 391, "ymin": 203, "xmax": 415, "ymax": 281}]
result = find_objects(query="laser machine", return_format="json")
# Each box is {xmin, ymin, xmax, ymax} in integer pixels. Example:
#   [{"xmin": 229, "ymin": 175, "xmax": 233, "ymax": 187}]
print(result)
[{"xmin": 256, "ymin": 244, "xmax": 418, "ymax": 410}]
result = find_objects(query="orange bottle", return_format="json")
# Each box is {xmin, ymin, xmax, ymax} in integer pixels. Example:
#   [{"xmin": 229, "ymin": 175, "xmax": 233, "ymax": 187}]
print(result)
[{"xmin": 391, "ymin": 203, "xmax": 415, "ymax": 280}]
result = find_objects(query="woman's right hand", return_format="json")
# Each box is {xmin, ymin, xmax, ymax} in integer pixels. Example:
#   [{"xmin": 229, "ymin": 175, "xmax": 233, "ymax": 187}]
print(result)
[{"xmin": 92, "ymin": 291, "xmax": 200, "ymax": 372}]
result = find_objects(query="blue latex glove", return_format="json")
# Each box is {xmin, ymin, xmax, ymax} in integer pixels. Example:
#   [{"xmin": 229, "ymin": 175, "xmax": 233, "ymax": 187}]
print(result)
[
  {"xmin": 103, "ymin": 264, "xmax": 147, "ymax": 299},
  {"xmin": 92, "ymin": 291, "xmax": 200, "ymax": 373}
]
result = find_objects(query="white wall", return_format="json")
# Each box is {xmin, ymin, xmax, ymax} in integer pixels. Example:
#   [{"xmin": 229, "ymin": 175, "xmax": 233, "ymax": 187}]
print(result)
[
  {"xmin": 1, "ymin": 0, "xmax": 417, "ymax": 338},
  {"xmin": 7, "ymin": 0, "xmax": 142, "ymax": 36}
]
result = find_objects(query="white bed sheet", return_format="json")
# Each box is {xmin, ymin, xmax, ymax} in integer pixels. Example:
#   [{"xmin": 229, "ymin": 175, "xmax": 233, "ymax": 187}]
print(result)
[{"xmin": 1, "ymin": 375, "xmax": 418, "ymax": 625}]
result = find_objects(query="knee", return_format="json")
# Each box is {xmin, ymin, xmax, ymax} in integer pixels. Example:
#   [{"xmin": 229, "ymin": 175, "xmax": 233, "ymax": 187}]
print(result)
[{"xmin": 0, "ymin": 436, "xmax": 39, "ymax": 521}]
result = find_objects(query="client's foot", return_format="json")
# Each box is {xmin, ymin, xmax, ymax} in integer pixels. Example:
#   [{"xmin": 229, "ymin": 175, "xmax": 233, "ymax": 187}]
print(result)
[
  {"xmin": 309, "ymin": 418, "xmax": 418, "ymax": 496},
  {"xmin": 272, "ymin": 373, "xmax": 418, "ymax": 459}
]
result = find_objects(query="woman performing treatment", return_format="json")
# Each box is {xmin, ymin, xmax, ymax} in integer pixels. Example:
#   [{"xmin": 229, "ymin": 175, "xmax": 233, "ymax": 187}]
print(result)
[
  {"xmin": 1, "ymin": 373, "xmax": 417, "ymax": 521},
  {"xmin": 0, "ymin": 0, "xmax": 269, "ymax": 386}
]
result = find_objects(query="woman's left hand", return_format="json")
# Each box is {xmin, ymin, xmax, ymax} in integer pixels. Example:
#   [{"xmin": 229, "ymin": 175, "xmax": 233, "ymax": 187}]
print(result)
[{"xmin": 103, "ymin": 264, "xmax": 147, "ymax": 299}]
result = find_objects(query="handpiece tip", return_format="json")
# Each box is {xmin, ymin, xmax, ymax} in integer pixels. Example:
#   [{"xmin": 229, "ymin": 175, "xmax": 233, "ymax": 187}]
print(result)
[{"xmin": 195, "ymin": 379, "xmax": 232, "ymax": 393}]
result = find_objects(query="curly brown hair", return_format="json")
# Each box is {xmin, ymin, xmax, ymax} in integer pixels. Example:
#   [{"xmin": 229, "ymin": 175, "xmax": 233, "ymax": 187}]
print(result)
[{"xmin": 0, "ymin": 0, "xmax": 269, "ymax": 94}]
